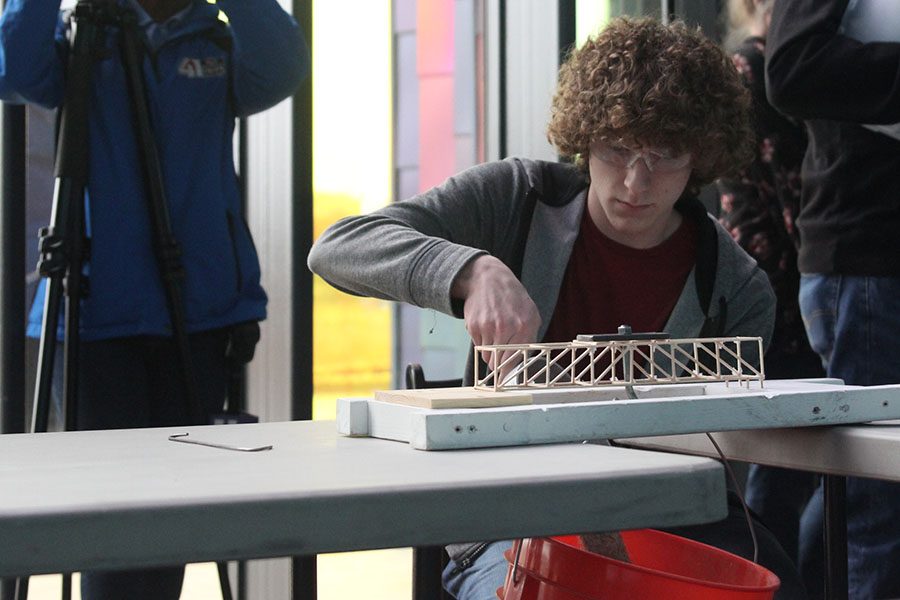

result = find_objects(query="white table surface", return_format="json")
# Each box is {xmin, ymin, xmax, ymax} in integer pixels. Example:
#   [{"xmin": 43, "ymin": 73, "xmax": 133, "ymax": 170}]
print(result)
[
  {"xmin": 621, "ymin": 423, "xmax": 900, "ymax": 481},
  {"xmin": 0, "ymin": 420, "xmax": 727, "ymax": 577}
]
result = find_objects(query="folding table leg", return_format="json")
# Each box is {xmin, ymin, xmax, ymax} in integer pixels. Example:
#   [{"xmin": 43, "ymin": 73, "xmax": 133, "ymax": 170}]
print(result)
[
  {"xmin": 413, "ymin": 546, "xmax": 446, "ymax": 600},
  {"xmin": 292, "ymin": 555, "xmax": 317, "ymax": 600},
  {"xmin": 824, "ymin": 474, "xmax": 848, "ymax": 600}
]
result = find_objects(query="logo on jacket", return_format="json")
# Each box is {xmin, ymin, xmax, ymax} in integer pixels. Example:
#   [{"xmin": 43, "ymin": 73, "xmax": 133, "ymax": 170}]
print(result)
[{"xmin": 178, "ymin": 57, "xmax": 227, "ymax": 78}]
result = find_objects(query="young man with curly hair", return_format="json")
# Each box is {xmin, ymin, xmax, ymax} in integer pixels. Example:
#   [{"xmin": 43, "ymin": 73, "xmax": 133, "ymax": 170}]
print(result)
[{"xmin": 310, "ymin": 17, "xmax": 803, "ymax": 600}]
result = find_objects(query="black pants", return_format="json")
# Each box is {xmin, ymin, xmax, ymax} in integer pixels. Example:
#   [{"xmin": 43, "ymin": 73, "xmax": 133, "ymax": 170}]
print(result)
[{"xmin": 73, "ymin": 329, "xmax": 231, "ymax": 600}]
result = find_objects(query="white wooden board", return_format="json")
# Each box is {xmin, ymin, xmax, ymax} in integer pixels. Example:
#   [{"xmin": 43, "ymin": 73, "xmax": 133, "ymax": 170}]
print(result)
[
  {"xmin": 374, "ymin": 387, "xmax": 534, "ymax": 409},
  {"xmin": 336, "ymin": 379, "xmax": 900, "ymax": 450},
  {"xmin": 373, "ymin": 382, "xmax": 708, "ymax": 409}
]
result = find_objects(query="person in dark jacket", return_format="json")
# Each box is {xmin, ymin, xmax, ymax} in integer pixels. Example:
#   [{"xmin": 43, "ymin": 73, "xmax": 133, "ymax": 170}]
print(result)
[
  {"xmin": 767, "ymin": 0, "xmax": 900, "ymax": 597},
  {"xmin": 311, "ymin": 17, "xmax": 806, "ymax": 600},
  {"xmin": 0, "ymin": 0, "xmax": 308, "ymax": 598},
  {"xmin": 717, "ymin": 0, "xmax": 823, "ymax": 572}
]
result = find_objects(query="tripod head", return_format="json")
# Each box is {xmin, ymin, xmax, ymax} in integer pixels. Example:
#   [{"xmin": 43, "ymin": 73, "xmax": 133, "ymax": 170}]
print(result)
[
  {"xmin": 136, "ymin": 0, "xmax": 194, "ymax": 22},
  {"xmin": 69, "ymin": 0, "xmax": 131, "ymax": 27}
]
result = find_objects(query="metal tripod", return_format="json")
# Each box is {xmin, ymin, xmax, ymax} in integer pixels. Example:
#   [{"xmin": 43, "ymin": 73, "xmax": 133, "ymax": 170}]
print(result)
[{"xmin": 18, "ymin": 1, "xmax": 232, "ymax": 598}]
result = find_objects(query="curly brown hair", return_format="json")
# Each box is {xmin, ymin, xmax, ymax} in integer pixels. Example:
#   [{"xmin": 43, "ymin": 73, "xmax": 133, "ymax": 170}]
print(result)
[{"xmin": 547, "ymin": 17, "xmax": 754, "ymax": 195}]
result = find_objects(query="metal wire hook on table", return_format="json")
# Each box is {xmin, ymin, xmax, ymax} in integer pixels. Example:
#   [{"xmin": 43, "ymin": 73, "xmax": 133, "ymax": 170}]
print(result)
[{"xmin": 168, "ymin": 432, "xmax": 273, "ymax": 452}]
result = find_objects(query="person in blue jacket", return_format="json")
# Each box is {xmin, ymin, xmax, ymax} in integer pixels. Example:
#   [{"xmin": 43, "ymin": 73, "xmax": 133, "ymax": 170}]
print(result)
[{"xmin": 0, "ymin": 0, "xmax": 308, "ymax": 597}]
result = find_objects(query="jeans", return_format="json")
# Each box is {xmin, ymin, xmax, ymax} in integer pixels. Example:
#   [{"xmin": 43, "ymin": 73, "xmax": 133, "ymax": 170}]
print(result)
[
  {"xmin": 73, "ymin": 329, "xmax": 231, "ymax": 600},
  {"xmin": 745, "ymin": 465, "xmax": 819, "ymax": 565},
  {"xmin": 797, "ymin": 274, "xmax": 900, "ymax": 599},
  {"xmin": 443, "ymin": 541, "xmax": 513, "ymax": 600},
  {"xmin": 745, "ymin": 333, "xmax": 824, "ymax": 566}
]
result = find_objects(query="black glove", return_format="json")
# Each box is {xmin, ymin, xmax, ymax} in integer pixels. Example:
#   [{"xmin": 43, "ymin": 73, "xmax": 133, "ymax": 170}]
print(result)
[{"xmin": 226, "ymin": 321, "xmax": 261, "ymax": 367}]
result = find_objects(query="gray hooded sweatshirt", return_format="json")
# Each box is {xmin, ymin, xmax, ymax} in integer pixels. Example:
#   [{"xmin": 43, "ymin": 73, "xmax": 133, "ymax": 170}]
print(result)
[{"xmin": 308, "ymin": 157, "xmax": 775, "ymax": 563}]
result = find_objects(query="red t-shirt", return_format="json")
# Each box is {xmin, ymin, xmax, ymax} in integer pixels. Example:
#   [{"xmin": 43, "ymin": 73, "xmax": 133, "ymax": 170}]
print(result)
[{"xmin": 542, "ymin": 208, "xmax": 698, "ymax": 343}]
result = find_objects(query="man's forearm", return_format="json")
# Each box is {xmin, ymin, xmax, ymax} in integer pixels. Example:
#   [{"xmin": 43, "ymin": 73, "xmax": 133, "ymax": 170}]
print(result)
[{"xmin": 450, "ymin": 255, "xmax": 496, "ymax": 300}]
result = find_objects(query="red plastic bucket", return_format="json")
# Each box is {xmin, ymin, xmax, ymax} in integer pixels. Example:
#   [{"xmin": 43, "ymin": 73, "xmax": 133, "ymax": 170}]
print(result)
[{"xmin": 498, "ymin": 530, "xmax": 780, "ymax": 600}]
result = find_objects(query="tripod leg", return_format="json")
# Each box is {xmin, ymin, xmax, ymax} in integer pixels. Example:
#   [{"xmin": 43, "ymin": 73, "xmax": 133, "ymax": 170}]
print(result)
[
  {"xmin": 62, "ymin": 573, "xmax": 72, "ymax": 600},
  {"xmin": 26, "ymin": 5, "xmax": 116, "ymax": 598},
  {"xmin": 118, "ymin": 9, "xmax": 202, "ymax": 425},
  {"xmin": 32, "ymin": 274, "xmax": 64, "ymax": 434},
  {"xmin": 217, "ymin": 562, "xmax": 234, "ymax": 600},
  {"xmin": 33, "ymin": 0, "xmax": 104, "ymax": 436},
  {"xmin": 292, "ymin": 556, "xmax": 317, "ymax": 600},
  {"xmin": 12, "ymin": 577, "xmax": 26, "ymax": 600}
]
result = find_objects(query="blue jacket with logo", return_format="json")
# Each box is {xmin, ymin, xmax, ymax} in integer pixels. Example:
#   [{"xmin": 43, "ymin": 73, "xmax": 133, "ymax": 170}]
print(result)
[{"xmin": 0, "ymin": 0, "xmax": 308, "ymax": 340}]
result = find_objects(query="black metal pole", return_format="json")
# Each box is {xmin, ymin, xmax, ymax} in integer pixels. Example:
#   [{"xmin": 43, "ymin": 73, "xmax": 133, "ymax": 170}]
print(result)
[
  {"xmin": 0, "ymin": 104, "xmax": 26, "ymax": 435},
  {"xmin": 292, "ymin": 0, "xmax": 313, "ymax": 424},
  {"xmin": 498, "ymin": 0, "xmax": 507, "ymax": 160},
  {"xmin": 824, "ymin": 474, "xmax": 849, "ymax": 600},
  {"xmin": 0, "ymin": 98, "xmax": 26, "ymax": 600},
  {"xmin": 291, "ymin": 1, "xmax": 315, "ymax": 597},
  {"xmin": 556, "ymin": 0, "xmax": 575, "ymax": 167},
  {"xmin": 558, "ymin": 0, "xmax": 575, "ymax": 64}
]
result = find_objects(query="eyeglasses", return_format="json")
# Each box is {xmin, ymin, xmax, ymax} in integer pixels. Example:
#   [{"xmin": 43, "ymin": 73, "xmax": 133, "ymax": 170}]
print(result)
[{"xmin": 592, "ymin": 142, "xmax": 691, "ymax": 173}]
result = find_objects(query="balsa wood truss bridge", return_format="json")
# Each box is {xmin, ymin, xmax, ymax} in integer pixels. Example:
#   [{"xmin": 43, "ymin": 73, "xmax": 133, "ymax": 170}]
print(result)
[
  {"xmin": 336, "ymin": 333, "xmax": 900, "ymax": 451},
  {"xmin": 473, "ymin": 335, "xmax": 765, "ymax": 392}
]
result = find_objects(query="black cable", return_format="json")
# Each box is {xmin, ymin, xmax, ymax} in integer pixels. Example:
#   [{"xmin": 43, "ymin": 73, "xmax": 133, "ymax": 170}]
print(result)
[{"xmin": 706, "ymin": 432, "xmax": 759, "ymax": 563}]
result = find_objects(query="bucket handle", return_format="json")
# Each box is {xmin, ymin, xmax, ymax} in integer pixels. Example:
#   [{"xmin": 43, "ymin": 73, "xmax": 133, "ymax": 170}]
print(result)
[{"xmin": 511, "ymin": 538, "xmax": 524, "ymax": 584}]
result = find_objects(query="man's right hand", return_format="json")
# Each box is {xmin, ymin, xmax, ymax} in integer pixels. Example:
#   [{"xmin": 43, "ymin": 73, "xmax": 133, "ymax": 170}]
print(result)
[{"xmin": 451, "ymin": 255, "xmax": 542, "ymax": 373}]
